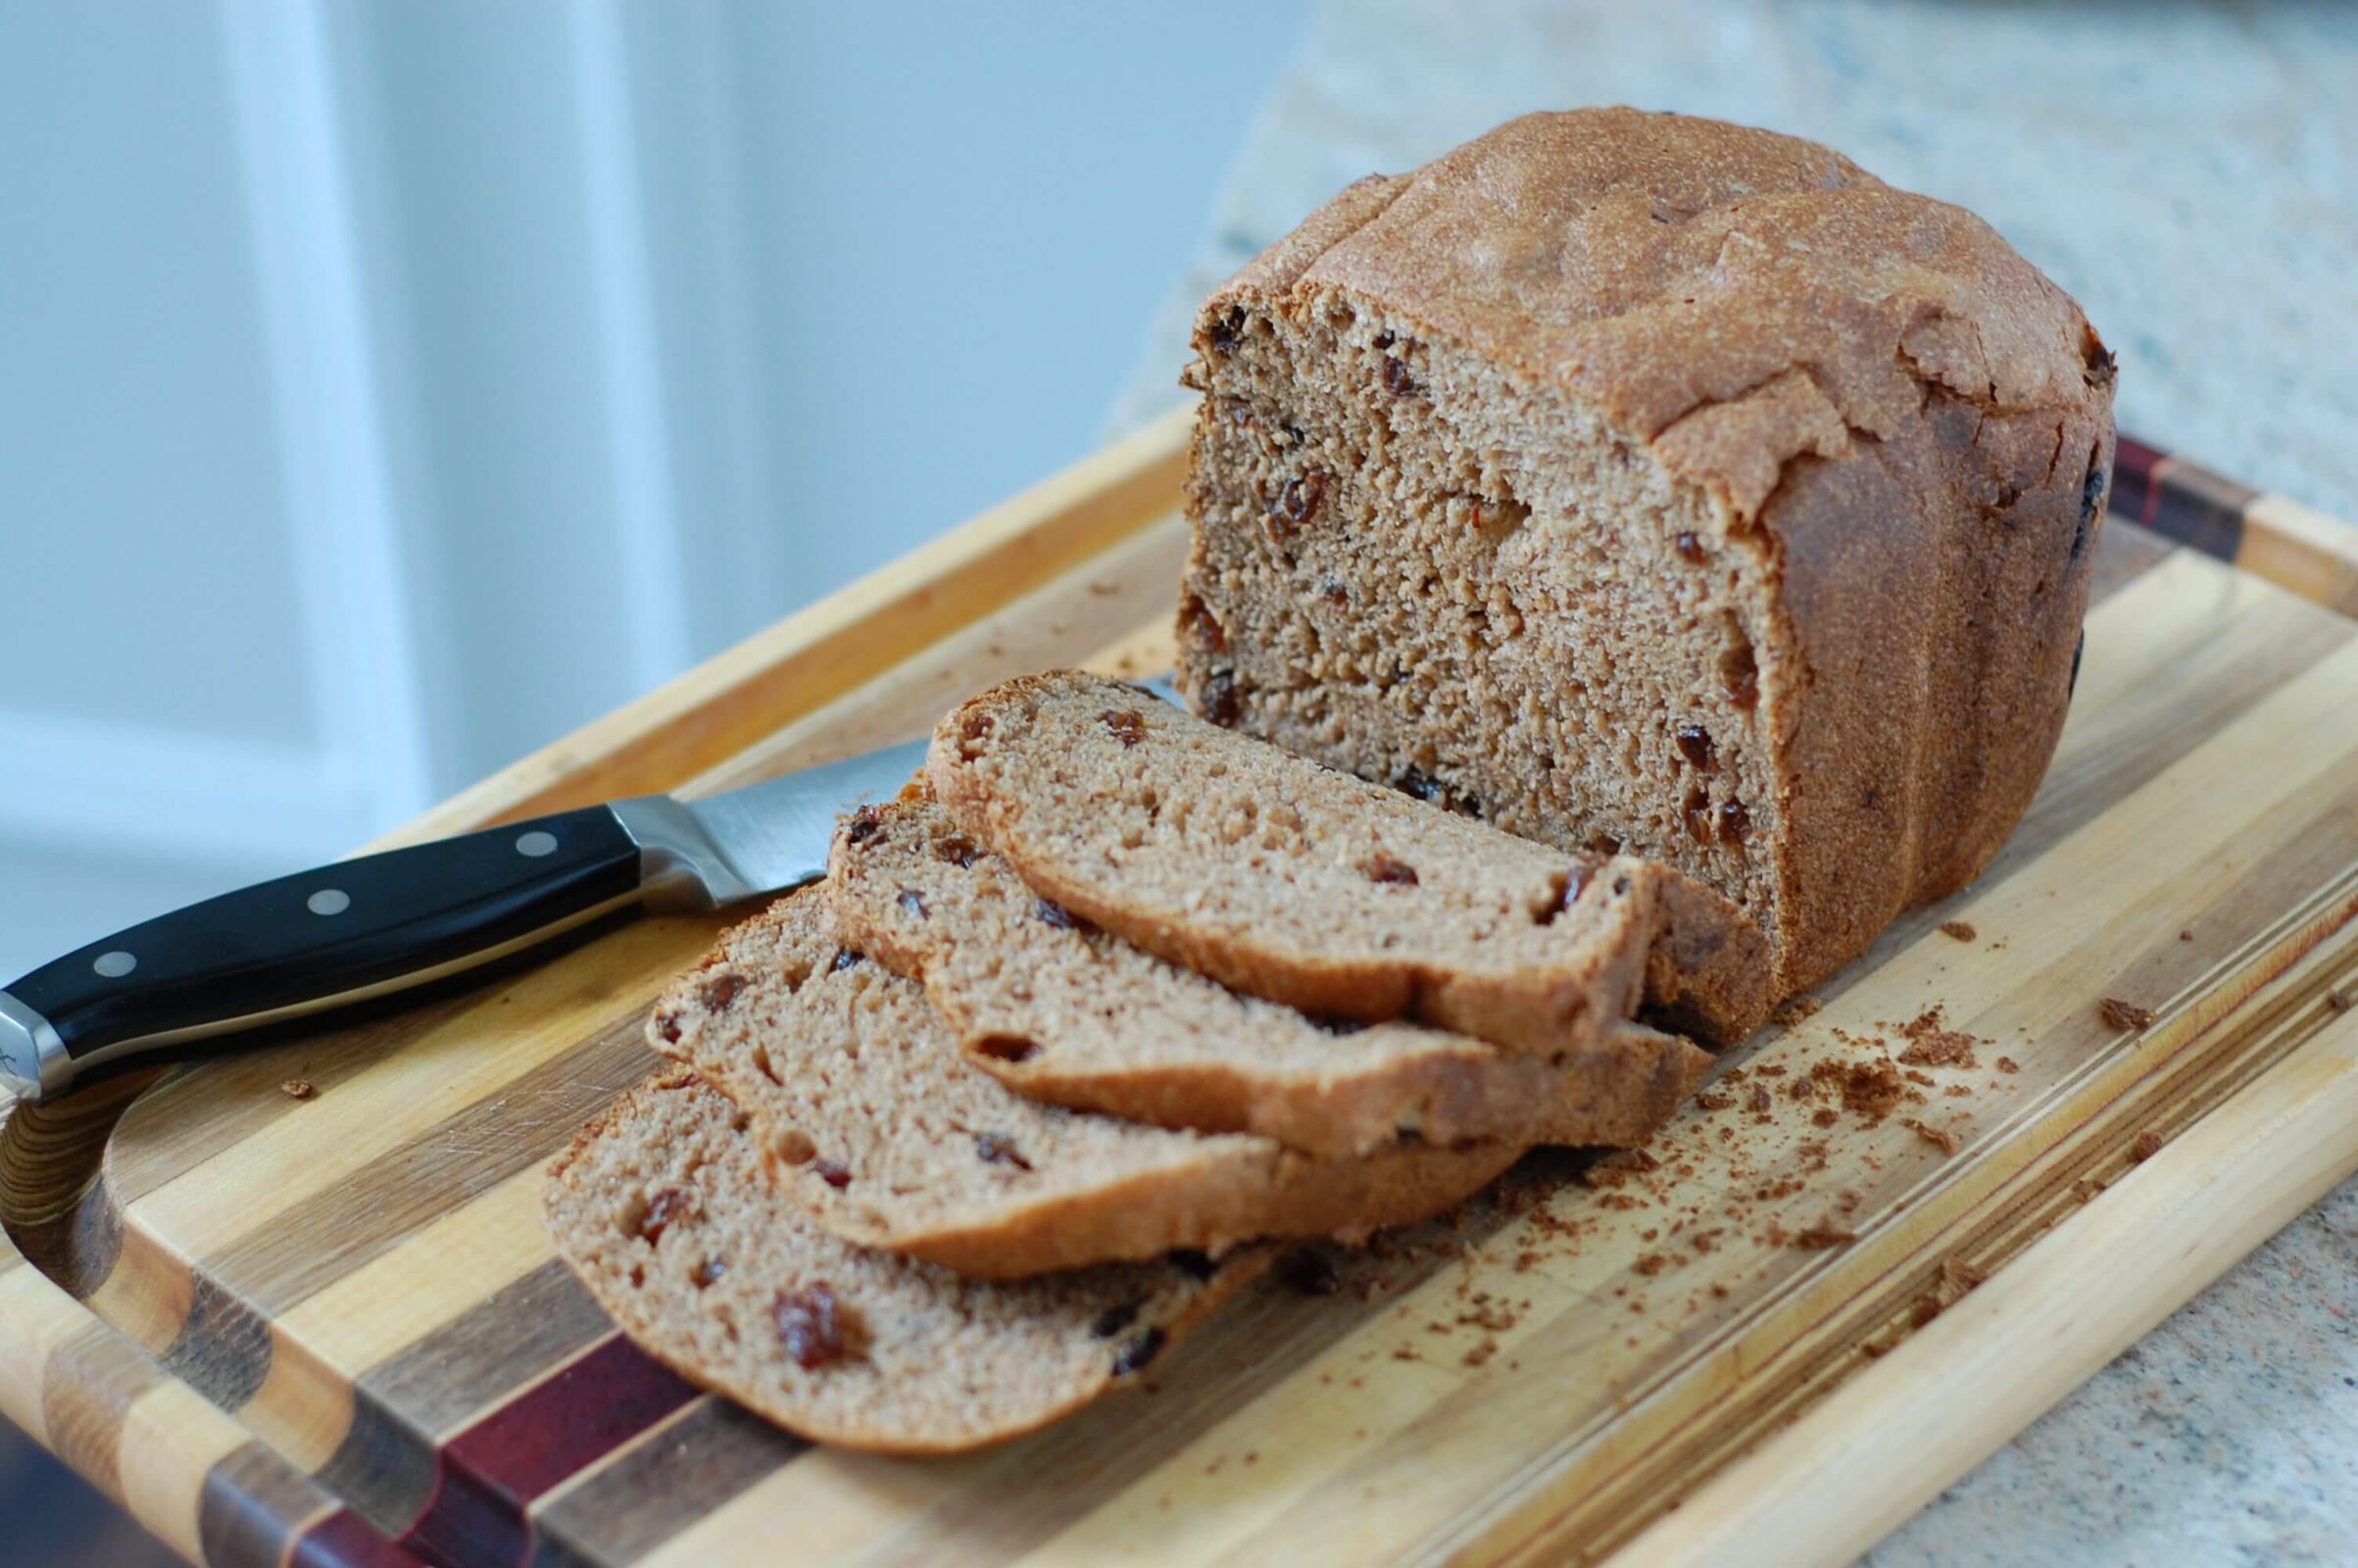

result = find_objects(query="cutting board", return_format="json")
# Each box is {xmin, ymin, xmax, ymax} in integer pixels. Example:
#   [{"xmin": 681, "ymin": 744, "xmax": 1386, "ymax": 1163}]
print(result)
[{"xmin": 6, "ymin": 408, "xmax": 2358, "ymax": 1568}]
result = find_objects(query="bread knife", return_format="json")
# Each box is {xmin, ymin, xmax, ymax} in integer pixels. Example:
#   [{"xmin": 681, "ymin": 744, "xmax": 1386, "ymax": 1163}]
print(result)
[{"xmin": 0, "ymin": 677, "xmax": 1179, "ymax": 1102}]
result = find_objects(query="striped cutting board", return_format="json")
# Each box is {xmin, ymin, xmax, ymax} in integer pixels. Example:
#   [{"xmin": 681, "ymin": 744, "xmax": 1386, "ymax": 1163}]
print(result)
[{"xmin": 5, "ymin": 406, "xmax": 2358, "ymax": 1568}]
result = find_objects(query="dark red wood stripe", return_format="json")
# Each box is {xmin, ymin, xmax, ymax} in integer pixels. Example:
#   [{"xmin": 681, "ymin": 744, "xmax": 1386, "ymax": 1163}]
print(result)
[
  {"xmin": 317, "ymin": 1260, "xmax": 614, "ymax": 1535},
  {"xmin": 527, "ymin": 1396, "xmax": 808, "ymax": 1567},
  {"xmin": 289, "ymin": 1508, "xmax": 428, "ymax": 1568},
  {"xmin": 2113, "ymin": 434, "xmax": 2253, "ymax": 564},
  {"xmin": 396, "ymin": 1335, "xmax": 698, "ymax": 1568}
]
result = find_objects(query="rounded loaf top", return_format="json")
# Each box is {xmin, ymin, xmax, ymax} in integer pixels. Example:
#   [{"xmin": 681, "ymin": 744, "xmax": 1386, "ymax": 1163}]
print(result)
[{"xmin": 1214, "ymin": 106, "xmax": 2114, "ymax": 522}]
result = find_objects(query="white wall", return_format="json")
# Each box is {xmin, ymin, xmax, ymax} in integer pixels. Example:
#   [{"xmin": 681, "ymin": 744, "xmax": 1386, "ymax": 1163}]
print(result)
[{"xmin": 0, "ymin": 0, "xmax": 1302, "ymax": 979}]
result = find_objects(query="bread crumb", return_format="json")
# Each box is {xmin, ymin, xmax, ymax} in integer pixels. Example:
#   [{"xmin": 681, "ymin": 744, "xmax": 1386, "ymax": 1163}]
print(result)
[
  {"xmin": 2327, "ymin": 986, "xmax": 2354, "ymax": 1014},
  {"xmin": 1903, "ymin": 1254, "xmax": 1989, "ymax": 1334},
  {"xmin": 1995, "ymin": 1055, "xmax": 2020, "ymax": 1074},
  {"xmin": 1892, "ymin": 1007, "xmax": 1980, "ymax": 1068},
  {"xmin": 1939, "ymin": 920, "xmax": 1978, "ymax": 942},
  {"xmin": 280, "ymin": 1080, "xmax": 316, "ymax": 1101},
  {"xmin": 1581, "ymin": 1150, "xmax": 1660, "ymax": 1189},
  {"xmin": 1787, "ymin": 1222, "xmax": 1858, "ymax": 1250},
  {"xmin": 1811, "ymin": 1057, "xmax": 1905, "ymax": 1122},
  {"xmin": 2099, "ymin": 997, "xmax": 2157, "ymax": 1031},
  {"xmin": 1771, "ymin": 996, "xmax": 1821, "ymax": 1028},
  {"xmin": 1901, "ymin": 1117, "xmax": 1962, "ymax": 1154},
  {"xmin": 2129, "ymin": 1129, "xmax": 2166, "ymax": 1163},
  {"xmin": 2179, "ymin": 928, "xmax": 2194, "ymax": 943}
]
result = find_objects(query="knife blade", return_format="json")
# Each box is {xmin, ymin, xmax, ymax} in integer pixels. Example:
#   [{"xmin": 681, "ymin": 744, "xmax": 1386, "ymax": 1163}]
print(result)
[{"xmin": 0, "ymin": 676, "xmax": 1179, "ymax": 1102}]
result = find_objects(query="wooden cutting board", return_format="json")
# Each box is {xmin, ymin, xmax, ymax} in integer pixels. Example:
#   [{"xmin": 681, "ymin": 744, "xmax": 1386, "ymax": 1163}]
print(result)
[{"xmin": 5, "ymin": 408, "xmax": 2358, "ymax": 1568}]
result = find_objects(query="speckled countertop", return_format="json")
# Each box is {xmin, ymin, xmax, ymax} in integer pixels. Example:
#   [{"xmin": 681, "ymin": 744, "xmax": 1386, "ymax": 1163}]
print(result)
[{"xmin": 1116, "ymin": 3, "xmax": 2358, "ymax": 1559}]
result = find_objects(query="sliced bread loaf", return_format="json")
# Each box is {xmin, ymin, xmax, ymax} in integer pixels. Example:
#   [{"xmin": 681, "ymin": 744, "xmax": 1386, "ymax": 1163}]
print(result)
[
  {"xmin": 647, "ymin": 889, "xmax": 1520, "ymax": 1278},
  {"xmin": 827, "ymin": 793, "xmax": 1711, "ymax": 1157},
  {"xmin": 544, "ymin": 1071, "xmax": 1268, "ymax": 1453},
  {"xmin": 926, "ymin": 671, "xmax": 1772, "ymax": 1051},
  {"xmin": 1175, "ymin": 109, "xmax": 2112, "ymax": 997}
]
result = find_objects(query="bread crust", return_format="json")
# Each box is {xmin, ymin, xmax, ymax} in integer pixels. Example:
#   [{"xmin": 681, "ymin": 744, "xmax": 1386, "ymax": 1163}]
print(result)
[{"xmin": 1182, "ymin": 108, "xmax": 2114, "ymax": 994}]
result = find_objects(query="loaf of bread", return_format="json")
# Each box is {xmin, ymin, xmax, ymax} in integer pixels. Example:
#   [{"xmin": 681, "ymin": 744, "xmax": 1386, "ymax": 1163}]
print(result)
[
  {"xmin": 647, "ymin": 889, "xmax": 1520, "ymax": 1277},
  {"xmin": 1176, "ymin": 108, "xmax": 2116, "ymax": 996},
  {"xmin": 928, "ymin": 671, "xmax": 1771, "ymax": 1049},
  {"xmin": 828, "ymin": 793, "xmax": 1711, "ymax": 1156},
  {"xmin": 544, "ymin": 1072, "xmax": 1269, "ymax": 1452}
]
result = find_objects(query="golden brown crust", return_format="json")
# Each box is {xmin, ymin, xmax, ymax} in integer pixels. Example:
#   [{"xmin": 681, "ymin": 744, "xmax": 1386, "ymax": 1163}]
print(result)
[{"xmin": 1191, "ymin": 109, "xmax": 2114, "ymax": 993}]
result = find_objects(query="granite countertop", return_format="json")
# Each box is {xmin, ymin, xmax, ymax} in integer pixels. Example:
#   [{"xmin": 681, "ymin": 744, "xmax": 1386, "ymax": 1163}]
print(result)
[{"xmin": 1116, "ymin": 3, "xmax": 2358, "ymax": 1559}]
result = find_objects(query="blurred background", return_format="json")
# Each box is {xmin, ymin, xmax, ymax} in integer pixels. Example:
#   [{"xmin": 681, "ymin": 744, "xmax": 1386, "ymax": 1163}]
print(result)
[{"xmin": 3, "ymin": 2, "xmax": 2353, "ymax": 1564}]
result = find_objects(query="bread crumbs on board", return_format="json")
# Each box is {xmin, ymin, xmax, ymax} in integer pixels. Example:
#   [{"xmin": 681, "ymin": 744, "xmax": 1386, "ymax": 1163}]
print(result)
[
  {"xmin": 1891, "ymin": 1007, "xmax": 1979, "ymax": 1068},
  {"xmin": 1938, "ymin": 920, "xmax": 1978, "ymax": 942},
  {"xmin": 1901, "ymin": 1117, "xmax": 1963, "ymax": 1154},
  {"xmin": 2100, "ymin": 997, "xmax": 2157, "ymax": 1030}
]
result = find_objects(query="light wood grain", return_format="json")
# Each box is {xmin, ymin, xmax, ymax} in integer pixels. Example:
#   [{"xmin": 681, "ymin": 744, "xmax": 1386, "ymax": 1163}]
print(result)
[
  {"xmin": 1617, "ymin": 965, "xmax": 2358, "ymax": 1568},
  {"xmin": 2243, "ymin": 492, "xmax": 2358, "ymax": 617}
]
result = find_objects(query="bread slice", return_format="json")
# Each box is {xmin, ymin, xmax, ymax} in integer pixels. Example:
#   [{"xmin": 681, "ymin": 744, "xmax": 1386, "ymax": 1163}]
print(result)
[
  {"xmin": 544, "ymin": 1071, "xmax": 1269, "ymax": 1453},
  {"xmin": 647, "ymin": 889, "xmax": 1521, "ymax": 1278},
  {"xmin": 1175, "ymin": 109, "xmax": 2113, "ymax": 997},
  {"xmin": 926, "ymin": 671, "xmax": 1773, "ymax": 1051},
  {"xmin": 827, "ymin": 793, "xmax": 1711, "ymax": 1157}
]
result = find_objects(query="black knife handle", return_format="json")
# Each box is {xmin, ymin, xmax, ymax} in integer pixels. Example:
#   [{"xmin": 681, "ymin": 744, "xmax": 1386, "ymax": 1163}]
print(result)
[{"xmin": 0, "ymin": 806, "xmax": 645, "ymax": 1101}]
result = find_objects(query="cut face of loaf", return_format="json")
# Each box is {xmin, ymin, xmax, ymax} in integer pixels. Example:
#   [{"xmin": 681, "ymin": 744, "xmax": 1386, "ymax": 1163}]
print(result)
[
  {"xmin": 827, "ymin": 794, "xmax": 1713, "ymax": 1157},
  {"xmin": 925, "ymin": 671, "xmax": 1772, "ymax": 1051},
  {"xmin": 544, "ymin": 1072, "xmax": 1268, "ymax": 1453},
  {"xmin": 1176, "ymin": 109, "xmax": 2115, "ymax": 996},
  {"xmin": 646, "ymin": 889, "xmax": 1521, "ymax": 1278}
]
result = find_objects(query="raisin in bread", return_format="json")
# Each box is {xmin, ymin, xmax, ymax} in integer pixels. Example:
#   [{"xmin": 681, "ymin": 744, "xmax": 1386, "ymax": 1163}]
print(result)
[
  {"xmin": 544, "ymin": 1072, "xmax": 1268, "ymax": 1452},
  {"xmin": 926, "ymin": 671, "xmax": 1772, "ymax": 1050},
  {"xmin": 828, "ymin": 793, "xmax": 1710, "ymax": 1157},
  {"xmin": 648, "ymin": 889, "xmax": 1519, "ymax": 1278},
  {"xmin": 1176, "ymin": 108, "xmax": 2115, "ymax": 997}
]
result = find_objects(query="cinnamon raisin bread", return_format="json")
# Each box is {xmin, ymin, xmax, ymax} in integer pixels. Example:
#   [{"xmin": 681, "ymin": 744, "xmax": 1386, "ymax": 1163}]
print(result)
[
  {"xmin": 828, "ymin": 793, "xmax": 1709, "ymax": 1156},
  {"xmin": 1175, "ymin": 108, "xmax": 2116, "ymax": 996},
  {"xmin": 544, "ymin": 1072, "xmax": 1267, "ymax": 1452},
  {"xmin": 926, "ymin": 671, "xmax": 1772, "ymax": 1050},
  {"xmin": 648, "ymin": 890, "xmax": 1519, "ymax": 1278}
]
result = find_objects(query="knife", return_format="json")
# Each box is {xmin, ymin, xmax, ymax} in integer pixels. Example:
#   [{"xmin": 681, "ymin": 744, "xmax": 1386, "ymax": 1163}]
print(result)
[{"xmin": 0, "ymin": 677, "xmax": 1178, "ymax": 1103}]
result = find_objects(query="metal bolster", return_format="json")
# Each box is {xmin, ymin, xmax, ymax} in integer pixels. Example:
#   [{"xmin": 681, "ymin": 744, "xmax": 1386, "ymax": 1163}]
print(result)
[
  {"xmin": 609, "ymin": 796, "xmax": 754, "ymax": 910},
  {"xmin": 0, "ymin": 990, "xmax": 72, "ymax": 1103}
]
